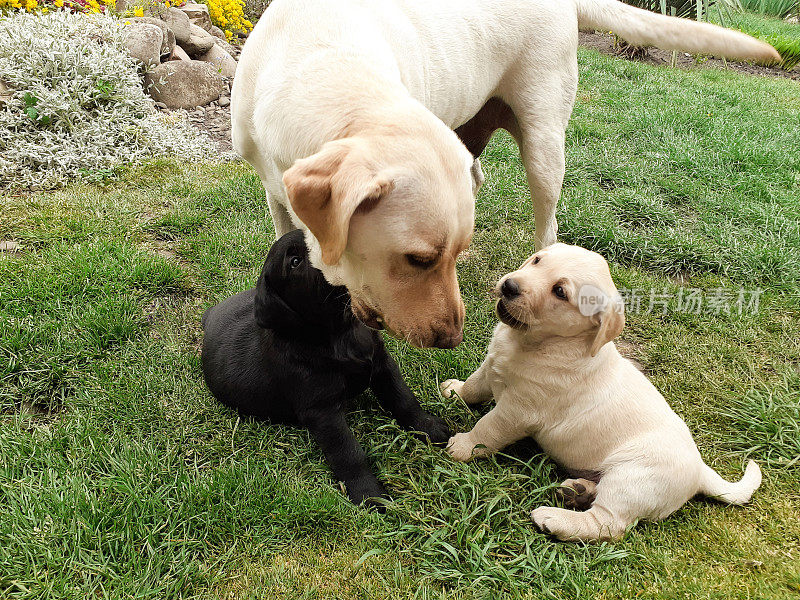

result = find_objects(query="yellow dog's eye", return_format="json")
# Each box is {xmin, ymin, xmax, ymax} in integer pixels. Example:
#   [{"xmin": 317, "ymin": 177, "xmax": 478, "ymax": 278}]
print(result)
[
  {"xmin": 532, "ymin": 256, "xmax": 540, "ymax": 265},
  {"xmin": 406, "ymin": 254, "xmax": 437, "ymax": 269},
  {"xmin": 552, "ymin": 285, "xmax": 567, "ymax": 300}
]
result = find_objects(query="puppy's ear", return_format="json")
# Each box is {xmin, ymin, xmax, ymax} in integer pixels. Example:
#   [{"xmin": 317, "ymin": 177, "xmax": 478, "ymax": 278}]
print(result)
[
  {"xmin": 253, "ymin": 273, "xmax": 303, "ymax": 331},
  {"xmin": 589, "ymin": 295, "xmax": 625, "ymax": 357},
  {"xmin": 283, "ymin": 139, "xmax": 393, "ymax": 266},
  {"xmin": 470, "ymin": 157, "xmax": 485, "ymax": 195}
]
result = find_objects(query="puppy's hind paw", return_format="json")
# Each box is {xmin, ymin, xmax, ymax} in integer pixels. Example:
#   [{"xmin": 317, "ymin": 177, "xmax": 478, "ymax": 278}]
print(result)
[
  {"xmin": 532, "ymin": 505, "xmax": 623, "ymax": 542},
  {"xmin": 531, "ymin": 506, "xmax": 562, "ymax": 536},
  {"xmin": 557, "ymin": 478, "xmax": 597, "ymax": 511},
  {"xmin": 439, "ymin": 379, "xmax": 464, "ymax": 399}
]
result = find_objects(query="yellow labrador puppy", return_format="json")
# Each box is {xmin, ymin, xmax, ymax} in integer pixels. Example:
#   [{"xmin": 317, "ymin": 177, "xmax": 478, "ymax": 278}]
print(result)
[
  {"xmin": 232, "ymin": 0, "xmax": 779, "ymax": 348},
  {"xmin": 440, "ymin": 244, "xmax": 761, "ymax": 541}
]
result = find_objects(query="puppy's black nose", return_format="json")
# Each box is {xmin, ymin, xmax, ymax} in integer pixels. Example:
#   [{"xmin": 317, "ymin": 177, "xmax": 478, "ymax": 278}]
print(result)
[{"xmin": 501, "ymin": 278, "xmax": 521, "ymax": 299}]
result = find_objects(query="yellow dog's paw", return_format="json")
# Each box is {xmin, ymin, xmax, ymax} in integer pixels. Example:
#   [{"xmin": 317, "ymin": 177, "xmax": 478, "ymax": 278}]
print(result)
[
  {"xmin": 439, "ymin": 379, "xmax": 464, "ymax": 399},
  {"xmin": 446, "ymin": 432, "xmax": 477, "ymax": 462}
]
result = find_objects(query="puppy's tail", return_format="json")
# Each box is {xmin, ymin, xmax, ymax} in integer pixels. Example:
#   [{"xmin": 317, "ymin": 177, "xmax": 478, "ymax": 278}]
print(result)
[
  {"xmin": 575, "ymin": 0, "xmax": 781, "ymax": 64},
  {"xmin": 699, "ymin": 460, "xmax": 762, "ymax": 505}
]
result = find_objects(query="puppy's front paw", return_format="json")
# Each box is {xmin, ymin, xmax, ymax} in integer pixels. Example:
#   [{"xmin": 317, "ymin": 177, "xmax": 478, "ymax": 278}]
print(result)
[
  {"xmin": 345, "ymin": 475, "xmax": 390, "ymax": 509},
  {"xmin": 440, "ymin": 379, "xmax": 464, "ymax": 399},
  {"xmin": 446, "ymin": 432, "xmax": 478, "ymax": 462},
  {"xmin": 408, "ymin": 412, "xmax": 451, "ymax": 445}
]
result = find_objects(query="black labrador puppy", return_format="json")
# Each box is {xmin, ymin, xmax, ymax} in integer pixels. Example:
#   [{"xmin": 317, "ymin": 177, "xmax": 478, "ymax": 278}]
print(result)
[{"xmin": 201, "ymin": 230, "xmax": 451, "ymax": 505}]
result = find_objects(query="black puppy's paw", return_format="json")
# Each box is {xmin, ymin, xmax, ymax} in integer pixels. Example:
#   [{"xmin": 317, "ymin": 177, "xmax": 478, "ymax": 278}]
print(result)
[
  {"xmin": 345, "ymin": 476, "xmax": 390, "ymax": 509},
  {"xmin": 407, "ymin": 412, "xmax": 452, "ymax": 445}
]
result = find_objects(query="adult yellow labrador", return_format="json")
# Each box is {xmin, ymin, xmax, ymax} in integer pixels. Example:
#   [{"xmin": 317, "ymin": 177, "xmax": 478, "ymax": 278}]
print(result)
[{"xmin": 231, "ymin": 0, "xmax": 778, "ymax": 348}]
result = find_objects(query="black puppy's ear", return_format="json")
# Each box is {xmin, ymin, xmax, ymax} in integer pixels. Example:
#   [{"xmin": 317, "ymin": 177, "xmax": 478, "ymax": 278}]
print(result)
[{"xmin": 253, "ymin": 273, "xmax": 303, "ymax": 331}]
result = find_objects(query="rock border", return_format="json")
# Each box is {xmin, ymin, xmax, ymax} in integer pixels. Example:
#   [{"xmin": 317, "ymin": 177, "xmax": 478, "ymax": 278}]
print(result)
[{"xmin": 120, "ymin": 2, "xmax": 239, "ymax": 110}]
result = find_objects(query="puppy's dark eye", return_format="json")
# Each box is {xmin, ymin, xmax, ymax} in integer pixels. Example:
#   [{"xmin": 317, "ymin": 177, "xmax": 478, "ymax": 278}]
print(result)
[
  {"xmin": 552, "ymin": 285, "xmax": 567, "ymax": 300},
  {"xmin": 289, "ymin": 256, "xmax": 303, "ymax": 269},
  {"xmin": 532, "ymin": 256, "xmax": 540, "ymax": 265},
  {"xmin": 406, "ymin": 254, "xmax": 437, "ymax": 269}
]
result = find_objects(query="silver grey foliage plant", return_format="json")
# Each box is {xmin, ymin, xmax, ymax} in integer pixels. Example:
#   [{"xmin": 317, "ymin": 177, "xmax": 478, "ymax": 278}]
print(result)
[{"xmin": 0, "ymin": 11, "xmax": 213, "ymax": 191}]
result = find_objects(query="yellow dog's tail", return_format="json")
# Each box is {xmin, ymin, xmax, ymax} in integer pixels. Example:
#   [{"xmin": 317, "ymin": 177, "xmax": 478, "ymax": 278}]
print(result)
[{"xmin": 575, "ymin": 0, "xmax": 781, "ymax": 64}]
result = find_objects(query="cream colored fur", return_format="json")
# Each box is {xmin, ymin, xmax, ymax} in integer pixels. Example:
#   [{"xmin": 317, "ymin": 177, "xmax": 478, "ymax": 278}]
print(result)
[
  {"xmin": 440, "ymin": 244, "xmax": 761, "ymax": 542},
  {"xmin": 232, "ymin": 0, "xmax": 779, "ymax": 347}
]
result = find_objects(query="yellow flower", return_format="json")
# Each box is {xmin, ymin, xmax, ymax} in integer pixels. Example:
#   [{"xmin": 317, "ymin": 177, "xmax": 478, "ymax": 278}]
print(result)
[
  {"xmin": 202, "ymin": 0, "xmax": 252, "ymax": 35},
  {"xmin": 133, "ymin": 5, "xmax": 143, "ymax": 15}
]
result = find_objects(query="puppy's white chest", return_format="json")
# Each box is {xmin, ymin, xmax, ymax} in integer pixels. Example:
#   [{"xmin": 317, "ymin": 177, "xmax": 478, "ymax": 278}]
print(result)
[{"xmin": 485, "ymin": 350, "xmax": 544, "ymax": 419}]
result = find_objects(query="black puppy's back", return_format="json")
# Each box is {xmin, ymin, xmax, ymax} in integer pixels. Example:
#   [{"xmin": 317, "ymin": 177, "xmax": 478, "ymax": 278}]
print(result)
[{"xmin": 201, "ymin": 289, "xmax": 297, "ymax": 423}]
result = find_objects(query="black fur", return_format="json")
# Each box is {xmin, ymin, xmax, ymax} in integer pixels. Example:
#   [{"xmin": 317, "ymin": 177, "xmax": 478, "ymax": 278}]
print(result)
[{"xmin": 201, "ymin": 230, "xmax": 451, "ymax": 505}]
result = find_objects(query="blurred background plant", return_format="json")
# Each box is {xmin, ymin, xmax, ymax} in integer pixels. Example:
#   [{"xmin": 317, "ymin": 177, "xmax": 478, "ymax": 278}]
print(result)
[
  {"xmin": 240, "ymin": 0, "xmax": 265, "ymax": 25},
  {"xmin": 0, "ymin": 0, "xmax": 115, "ymax": 14},
  {"xmin": 621, "ymin": 0, "xmax": 727, "ymax": 19},
  {"xmin": 0, "ymin": 11, "xmax": 212, "ymax": 190},
  {"xmin": 122, "ymin": 0, "xmax": 184, "ymax": 19},
  {"xmin": 737, "ymin": 0, "xmax": 799, "ymax": 18}
]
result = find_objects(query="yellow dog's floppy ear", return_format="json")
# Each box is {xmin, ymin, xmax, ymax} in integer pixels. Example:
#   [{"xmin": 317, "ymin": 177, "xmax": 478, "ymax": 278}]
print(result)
[
  {"xmin": 589, "ymin": 293, "xmax": 625, "ymax": 357},
  {"xmin": 283, "ymin": 139, "xmax": 393, "ymax": 266}
]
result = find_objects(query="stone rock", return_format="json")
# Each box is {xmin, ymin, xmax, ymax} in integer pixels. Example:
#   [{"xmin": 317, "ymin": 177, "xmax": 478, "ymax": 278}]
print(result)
[
  {"xmin": 122, "ymin": 22, "xmax": 163, "ymax": 68},
  {"xmin": 0, "ymin": 80, "xmax": 12, "ymax": 107},
  {"xmin": 169, "ymin": 44, "xmax": 191, "ymax": 62},
  {"xmin": 213, "ymin": 37, "xmax": 237, "ymax": 58},
  {"xmin": 164, "ymin": 27, "xmax": 176, "ymax": 58},
  {"xmin": 218, "ymin": 95, "xmax": 230, "ymax": 107},
  {"xmin": 181, "ymin": 23, "xmax": 216, "ymax": 57},
  {"xmin": 197, "ymin": 43, "xmax": 237, "ymax": 77},
  {"xmin": 209, "ymin": 25, "xmax": 226, "ymax": 40},
  {"xmin": 165, "ymin": 7, "xmax": 192, "ymax": 45},
  {"xmin": 144, "ymin": 60, "xmax": 224, "ymax": 109},
  {"xmin": 180, "ymin": 2, "xmax": 212, "ymax": 32},
  {"xmin": 114, "ymin": 0, "xmax": 127, "ymax": 12},
  {"xmin": 130, "ymin": 17, "xmax": 175, "ymax": 60}
]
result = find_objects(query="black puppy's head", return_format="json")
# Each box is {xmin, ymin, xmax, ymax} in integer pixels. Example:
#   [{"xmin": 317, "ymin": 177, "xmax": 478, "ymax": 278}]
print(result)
[{"xmin": 254, "ymin": 230, "xmax": 350, "ymax": 334}]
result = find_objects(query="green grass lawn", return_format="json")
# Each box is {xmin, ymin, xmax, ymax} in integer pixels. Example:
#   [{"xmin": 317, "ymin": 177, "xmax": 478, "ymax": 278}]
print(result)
[
  {"xmin": 711, "ymin": 8, "xmax": 800, "ymax": 68},
  {"xmin": 717, "ymin": 8, "xmax": 800, "ymax": 41},
  {"xmin": 2, "ymin": 46, "xmax": 800, "ymax": 599}
]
